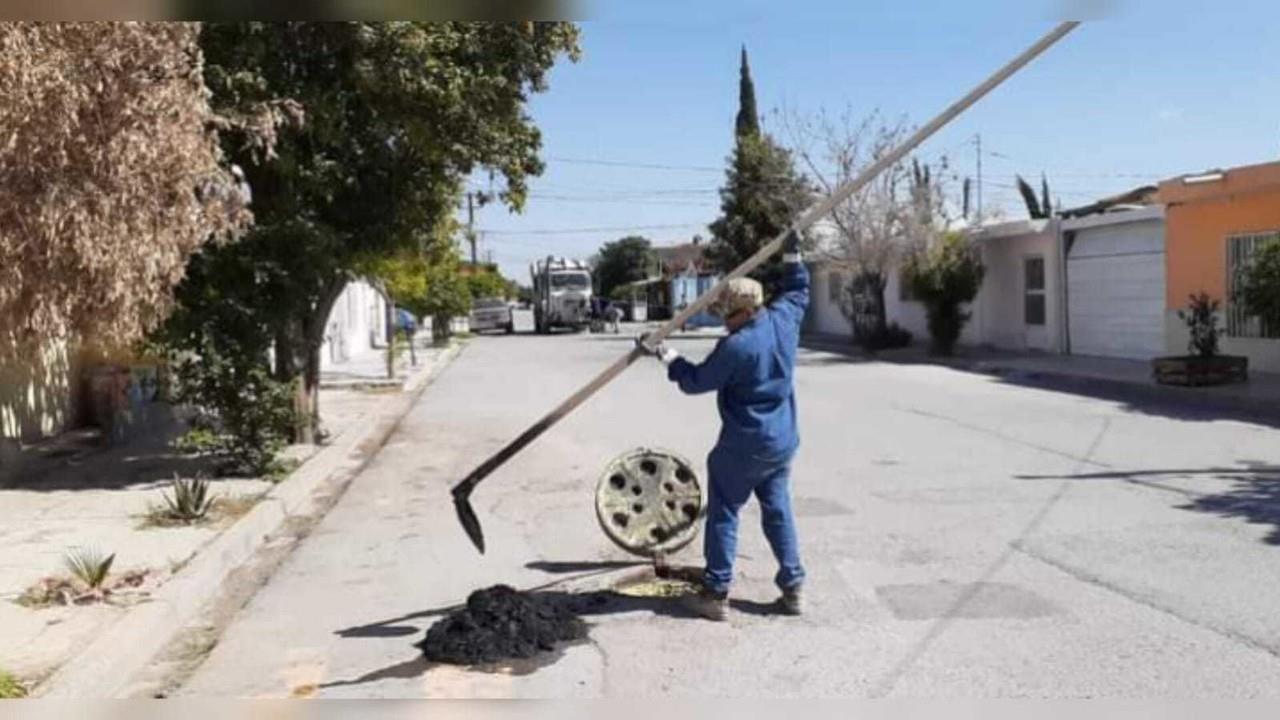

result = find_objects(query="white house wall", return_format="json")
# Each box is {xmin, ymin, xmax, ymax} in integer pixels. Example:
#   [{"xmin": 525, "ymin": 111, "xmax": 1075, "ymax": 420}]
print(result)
[
  {"xmin": 808, "ymin": 265, "xmax": 852, "ymax": 337},
  {"xmin": 973, "ymin": 226, "xmax": 1063, "ymax": 353},
  {"xmin": 805, "ymin": 260, "xmax": 978, "ymax": 347},
  {"xmin": 319, "ymin": 280, "xmax": 388, "ymax": 371}
]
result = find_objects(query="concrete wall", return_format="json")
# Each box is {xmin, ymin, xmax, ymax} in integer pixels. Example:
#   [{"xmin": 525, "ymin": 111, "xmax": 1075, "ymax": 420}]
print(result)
[
  {"xmin": 805, "ymin": 259, "xmax": 977, "ymax": 347},
  {"xmin": 0, "ymin": 337, "xmax": 78, "ymax": 445},
  {"xmin": 1160, "ymin": 161, "xmax": 1280, "ymax": 306},
  {"xmin": 319, "ymin": 280, "xmax": 389, "ymax": 371},
  {"xmin": 1159, "ymin": 161, "xmax": 1280, "ymax": 372},
  {"xmin": 808, "ymin": 264, "xmax": 851, "ymax": 337}
]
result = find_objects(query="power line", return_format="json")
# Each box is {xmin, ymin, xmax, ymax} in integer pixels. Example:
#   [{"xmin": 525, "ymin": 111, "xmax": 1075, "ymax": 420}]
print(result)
[
  {"xmin": 528, "ymin": 193, "xmax": 717, "ymax": 207},
  {"xmin": 547, "ymin": 156, "xmax": 723, "ymax": 173},
  {"xmin": 477, "ymin": 222, "xmax": 706, "ymax": 236}
]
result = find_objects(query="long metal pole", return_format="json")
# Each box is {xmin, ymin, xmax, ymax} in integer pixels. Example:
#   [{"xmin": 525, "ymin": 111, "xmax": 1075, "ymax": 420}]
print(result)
[{"xmin": 451, "ymin": 22, "xmax": 1081, "ymax": 553}]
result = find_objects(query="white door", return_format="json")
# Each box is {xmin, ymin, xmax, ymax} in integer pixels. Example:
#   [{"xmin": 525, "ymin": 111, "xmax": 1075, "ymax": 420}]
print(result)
[
  {"xmin": 1023, "ymin": 255, "xmax": 1051, "ymax": 351},
  {"xmin": 1067, "ymin": 221, "xmax": 1165, "ymax": 359}
]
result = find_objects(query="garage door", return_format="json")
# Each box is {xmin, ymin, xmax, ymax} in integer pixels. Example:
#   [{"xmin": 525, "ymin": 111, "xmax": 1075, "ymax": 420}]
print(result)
[{"xmin": 1067, "ymin": 221, "xmax": 1165, "ymax": 359}]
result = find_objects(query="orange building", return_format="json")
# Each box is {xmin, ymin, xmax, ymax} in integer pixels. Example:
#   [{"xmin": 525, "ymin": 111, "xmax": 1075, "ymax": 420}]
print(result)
[{"xmin": 1159, "ymin": 161, "xmax": 1280, "ymax": 372}]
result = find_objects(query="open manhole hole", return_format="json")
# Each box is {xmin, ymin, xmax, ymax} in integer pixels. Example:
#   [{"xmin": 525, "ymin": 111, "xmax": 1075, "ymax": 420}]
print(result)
[{"xmin": 595, "ymin": 448, "xmax": 703, "ymax": 558}]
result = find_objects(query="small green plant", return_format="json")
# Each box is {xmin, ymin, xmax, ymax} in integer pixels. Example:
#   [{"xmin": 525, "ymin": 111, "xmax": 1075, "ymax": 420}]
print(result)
[
  {"xmin": 173, "ymin": 426, "xmax": 222, "ymax": 456},
  {"xmin": 162, "ymin": 474, "xmax": 214, "ymax": 522},
  {"xmin": 261, "ymin": 456, "xmax": 300, "ymax": 484},
  {"xmin": 1177, "ymin": 292, "xmax": 1221, "ymax": 358},
  {"xmin": 904, "ymin": 231, "xmax": 986, "ymax": 356},
  {"xmin": 166, "ymin": 346, "xmax": 299, "ymax": 477},
  {"xmin": 0, "ymin": 669, "xmax": 26, "ymax": 699},
  {"xmin": 64, "ymin": 547, "xmax": 115, "ymax": 592}
]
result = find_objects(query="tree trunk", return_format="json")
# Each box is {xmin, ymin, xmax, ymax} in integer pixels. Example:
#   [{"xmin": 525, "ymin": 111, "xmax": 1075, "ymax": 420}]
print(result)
[
  {"xmin": 867, "ymin": 272, "xmax": 888, "ymax": 337},
  {"xmin": 294, "ymin": 276, "xmax": 348, "ymax": 444}
]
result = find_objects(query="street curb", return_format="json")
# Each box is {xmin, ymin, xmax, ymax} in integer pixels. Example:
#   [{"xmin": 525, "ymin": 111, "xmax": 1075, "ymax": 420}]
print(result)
[
  {"xmin": 801, "ymin": 337, "xmax": 1280, "ymax": 425},
  {"xmin": 36, "ymin": 341, "xmax": 466, "ymax": 698}
]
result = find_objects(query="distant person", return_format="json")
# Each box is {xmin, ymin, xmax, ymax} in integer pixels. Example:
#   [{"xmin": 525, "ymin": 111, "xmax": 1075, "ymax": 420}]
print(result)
[
  {"xmin": 396, "ymin": 308, "xmax": 418, "ymax": 365},
  {"xmin": 605, "ymin": 302, "xmax": 622, "ymax": 334},
  {"xmin": 636, "ymin": 230, "xmax": 808, "ymax": 621}
]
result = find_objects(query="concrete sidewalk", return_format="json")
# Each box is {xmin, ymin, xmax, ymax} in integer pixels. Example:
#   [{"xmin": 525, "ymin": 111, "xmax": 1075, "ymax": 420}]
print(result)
[
  {"xmin": 803, "ymin": 333, "xmax": 1280, "ymax": 425},
  {"xmin": 320, "ymin": 331, "xmax": 436, "ymax": 391},
  {"xmin": 0, "ymin": 339, "xmax": 463, "ymax": 694}
]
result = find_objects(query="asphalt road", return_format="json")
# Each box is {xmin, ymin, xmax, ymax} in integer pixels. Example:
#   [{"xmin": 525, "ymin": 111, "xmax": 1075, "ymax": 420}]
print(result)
[{"xmin": 177, "ymin": 327, "xmax": 1280, "ymax": 698}]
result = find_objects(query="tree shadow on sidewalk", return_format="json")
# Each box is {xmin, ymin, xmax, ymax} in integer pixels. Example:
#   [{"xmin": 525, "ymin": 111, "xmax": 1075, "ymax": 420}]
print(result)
[
  {"xmin": 3, "ymin": 431, "xmax": 227, "ymax": 492},
  {"xmin": 1018, "ymin": 460, "xmax": 1280, "ymax": 545}
]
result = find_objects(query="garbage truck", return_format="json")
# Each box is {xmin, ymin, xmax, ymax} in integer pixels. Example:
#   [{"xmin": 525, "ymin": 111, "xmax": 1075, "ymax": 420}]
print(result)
[{"xmin": 529, "ymin": 256, "xmax": 593, "ymax": 334}]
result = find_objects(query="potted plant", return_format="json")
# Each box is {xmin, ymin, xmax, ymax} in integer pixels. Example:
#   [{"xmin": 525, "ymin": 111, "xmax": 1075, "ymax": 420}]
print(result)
[{"xmin": 1152, "ymin": 292, "xmax": 1248, "ymax": 386}]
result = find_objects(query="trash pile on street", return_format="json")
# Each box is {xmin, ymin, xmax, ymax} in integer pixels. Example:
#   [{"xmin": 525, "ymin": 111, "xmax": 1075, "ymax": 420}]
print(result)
[{"xmin": 417, "ymin": 585, "xmax": 587, "ymax": 665}]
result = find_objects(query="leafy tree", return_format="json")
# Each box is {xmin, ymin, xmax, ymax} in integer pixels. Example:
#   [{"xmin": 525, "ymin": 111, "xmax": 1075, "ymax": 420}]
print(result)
[
  {"xmin": 465, "ymin": 266, "xmax": 514, "ymax": 301},
  {"xmin": 364, "ymin": 248, "xmax": 433, "ymax": 320},
  {"xmin": 0, "ymin": 23, "xmax": 249, "ymax": 356},
  {"xmin": 422, "ymin": 253, "xmax": 473, "ymax": 343},
  {"xmin": 784, "ymin": 109, "xmax": 948, "ymax": 346},
  {"xmin": 164, "ymin": 22, "xmax": 580, "ymax": 442},
  {"xmin": 904, "ymin": 231, "xmax": 986, "ymax": 356},
  {"xmin": 1237, "ymin": 238, "xmax": 1280, "ymax": 337},
  {"xmin": 593, "ymin": 236, "xmax": 654, "ymax": 300}
]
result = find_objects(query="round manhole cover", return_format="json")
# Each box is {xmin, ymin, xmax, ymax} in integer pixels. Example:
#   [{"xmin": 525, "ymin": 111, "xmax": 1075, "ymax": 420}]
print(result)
[{"xmin": 595, "ymin": 448, "xmax": 702, "ymax": 557}]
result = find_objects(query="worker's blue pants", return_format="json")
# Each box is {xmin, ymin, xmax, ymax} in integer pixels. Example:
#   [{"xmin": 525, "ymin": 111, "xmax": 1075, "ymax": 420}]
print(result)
[{"xmin": 703, "ymin": 445, "xmax": 805, "ymax": 595}]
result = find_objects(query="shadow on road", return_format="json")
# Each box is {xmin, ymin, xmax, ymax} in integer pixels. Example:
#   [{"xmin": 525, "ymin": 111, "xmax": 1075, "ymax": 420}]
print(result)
[
  {"xmin": 317, "ymin": 656, "xmax": 431, "ymax": 691},
  {"xmin": 800, "ymin": 338, "xmax": 1280, "ymax": 430},
  {"xmin": 326, "ymin": 586, "xmax": 727, "ymax": 690},
  {"xmin": 1018, "ymin": 461, "xmax": 1280, "ymax": 545},
  {"xmin": 524, "ymin": 560, "xmax": 645, "ymax": 574}
]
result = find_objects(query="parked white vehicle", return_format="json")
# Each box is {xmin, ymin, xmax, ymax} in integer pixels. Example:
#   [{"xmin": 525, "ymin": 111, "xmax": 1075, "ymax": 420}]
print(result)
[{"xmin": 469, "ymin": 297, "xmax": 512, "ymax": 333}]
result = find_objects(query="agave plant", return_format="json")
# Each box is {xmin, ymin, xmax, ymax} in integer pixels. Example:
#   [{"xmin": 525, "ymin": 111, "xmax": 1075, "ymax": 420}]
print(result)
[
  {"xmin": 64, "ymin": 548, "xmax": 115, "ymax": 591},
  {"xmin": 162, "ymin": 474, "xmax": 214, "ymax": 522}
]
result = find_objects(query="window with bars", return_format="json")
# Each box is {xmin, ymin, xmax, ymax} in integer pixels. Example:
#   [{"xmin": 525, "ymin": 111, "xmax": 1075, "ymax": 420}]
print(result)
[
  {"xmin": 1226, "ymin": 232, "xmax": 1280, "ymax": 339},
  {"xmin": 1024, "ymin": 256, "xmax": 1046, "ymax": 326}
]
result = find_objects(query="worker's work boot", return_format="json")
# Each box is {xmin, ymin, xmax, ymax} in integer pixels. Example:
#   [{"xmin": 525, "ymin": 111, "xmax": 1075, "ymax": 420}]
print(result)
[
  {"xmin": 682, "ymin": 586, "xmax": 729, "ymax": 622},
  {"xmin": 776, "ymin": 586, "xmax": 803, "ymax": 616}
]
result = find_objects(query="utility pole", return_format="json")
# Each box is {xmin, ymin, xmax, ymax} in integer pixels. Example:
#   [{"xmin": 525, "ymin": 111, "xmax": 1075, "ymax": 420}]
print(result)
[
  {"xmin": 466, "ymin": 192, "xmax": 478, "ymax": 266},
  {"xmin": 974, "ymin": 133, "xmax": 983, "ymax": 218}
]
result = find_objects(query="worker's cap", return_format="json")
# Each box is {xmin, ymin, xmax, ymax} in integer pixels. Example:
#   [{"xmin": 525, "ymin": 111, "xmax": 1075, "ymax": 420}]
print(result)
[{"xmin": 713, "ymin": 277, "xmax": 764, "ymax": 318}]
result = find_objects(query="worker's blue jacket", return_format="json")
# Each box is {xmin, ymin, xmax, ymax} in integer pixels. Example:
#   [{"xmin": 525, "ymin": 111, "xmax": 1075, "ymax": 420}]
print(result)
[{"xmin": 667, "ymin": 261, "xmax": 809, "ymax": 458}]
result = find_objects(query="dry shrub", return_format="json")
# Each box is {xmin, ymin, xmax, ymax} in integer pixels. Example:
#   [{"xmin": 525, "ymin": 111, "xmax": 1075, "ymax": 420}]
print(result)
[{"xmin": 0, "ymin": 23, "xmax": 250, "ymax": 355}]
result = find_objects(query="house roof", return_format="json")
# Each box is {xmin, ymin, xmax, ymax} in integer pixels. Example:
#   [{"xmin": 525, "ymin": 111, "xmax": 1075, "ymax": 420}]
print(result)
[
  {"xmin": 968, "ymin": 218, "xmax": 1053, "ymax": 241},
  {"xmin": 1059, "ymin": 185, "xmax": 1159, "ymax": 218},
  {"xmin": 654, "ymin": 241, "xmax": 709, "ymax": 275},
  {"xmin": 1156, "ymin": 160, "xmax": 1280, "ymax": 205}
]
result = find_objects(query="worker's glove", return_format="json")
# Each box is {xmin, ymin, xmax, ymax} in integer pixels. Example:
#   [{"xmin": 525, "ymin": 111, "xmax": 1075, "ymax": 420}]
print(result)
[
  {"xmin": 635, "ymin": 334, "xmax": 680, "ymax": 364},
  {"xmin": 782, "ymin": 229, "xmax": 803, "ymax": 263}
]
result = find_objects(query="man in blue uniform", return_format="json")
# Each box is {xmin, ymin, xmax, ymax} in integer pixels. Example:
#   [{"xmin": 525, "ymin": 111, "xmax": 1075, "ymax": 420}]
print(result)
[{"xmin": 637, "ymin": 231, "xmax": 808, "ymax": 621}]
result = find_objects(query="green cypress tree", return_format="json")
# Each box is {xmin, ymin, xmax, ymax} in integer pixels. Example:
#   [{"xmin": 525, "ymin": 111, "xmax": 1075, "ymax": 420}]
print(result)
[
  {"xmin": 735, "ymin": 45, "xmax": 760, "ymax": 138},
  {"xmin": 710, "ymin": 47, "xmax": 811, "ymax": 291},
  {"xmin": 707, "ymin": 134, "xmax": 812, "ymax": 291}
]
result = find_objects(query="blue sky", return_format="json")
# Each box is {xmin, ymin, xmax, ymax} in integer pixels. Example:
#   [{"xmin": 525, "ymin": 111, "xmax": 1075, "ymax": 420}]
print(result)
[{"xmin": 469, "ymin": 1, "xmax": 1280, "ymax": 281}]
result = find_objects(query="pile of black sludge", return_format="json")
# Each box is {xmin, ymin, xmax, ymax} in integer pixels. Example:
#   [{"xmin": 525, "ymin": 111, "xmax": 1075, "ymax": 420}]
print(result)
[{"xmin": 416, "ymin": 585, "xmax": 588, "ymax": 665}]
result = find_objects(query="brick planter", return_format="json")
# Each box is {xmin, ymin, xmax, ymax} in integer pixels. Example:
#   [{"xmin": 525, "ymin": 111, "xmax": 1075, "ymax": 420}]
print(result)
[{"xmin": 1152, "ymin": 355, "xmax": 1248, "ymax": 387}]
